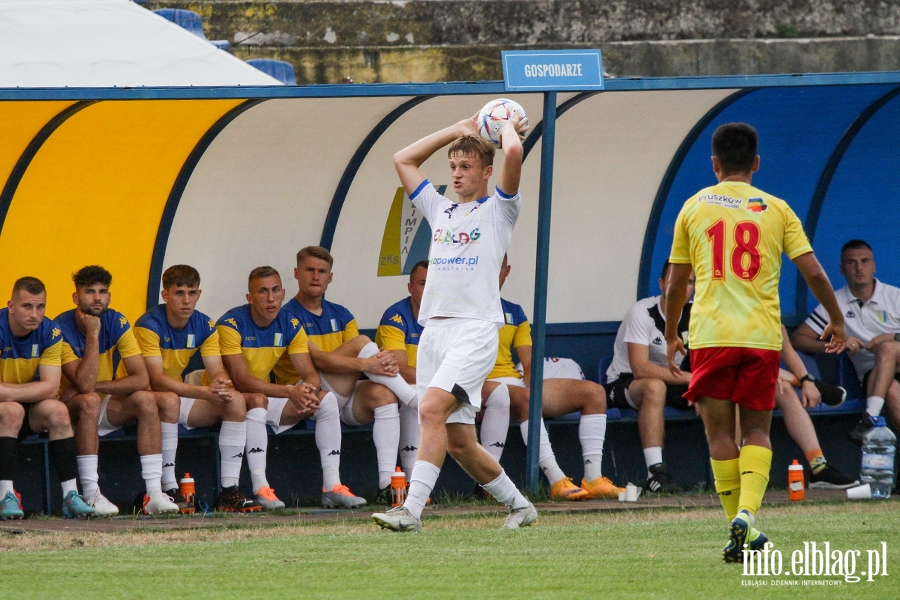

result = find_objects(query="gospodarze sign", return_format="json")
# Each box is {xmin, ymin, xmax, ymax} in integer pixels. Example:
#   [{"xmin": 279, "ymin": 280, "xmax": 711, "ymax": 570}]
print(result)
[{"xmin": 502, "ymin": 49, "xmax": 604, "ymax": 91}]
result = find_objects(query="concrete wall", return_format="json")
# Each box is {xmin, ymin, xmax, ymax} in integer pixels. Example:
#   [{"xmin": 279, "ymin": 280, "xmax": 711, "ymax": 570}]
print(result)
[{"xmin": 145, "ymin": 1, "xmax": 900, "ymax": 83}]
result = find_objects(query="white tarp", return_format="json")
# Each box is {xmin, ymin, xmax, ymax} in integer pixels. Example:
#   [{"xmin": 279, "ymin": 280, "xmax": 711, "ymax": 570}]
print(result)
[{"xmin": 0, "ymin": 0, "xmax": 281, "ymax": 87}]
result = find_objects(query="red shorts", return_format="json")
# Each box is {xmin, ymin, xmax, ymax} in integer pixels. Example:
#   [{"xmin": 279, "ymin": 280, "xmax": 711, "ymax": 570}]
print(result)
[{"xmin": 684, "ymin": 347, "xmax": 780, "ymax": 411}]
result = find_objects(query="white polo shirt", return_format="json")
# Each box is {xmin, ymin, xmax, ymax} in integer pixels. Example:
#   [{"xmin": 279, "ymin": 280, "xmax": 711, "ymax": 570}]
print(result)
[{"xmin": 804, "ymin": 279, "xmax": 900, "ymax": 378}]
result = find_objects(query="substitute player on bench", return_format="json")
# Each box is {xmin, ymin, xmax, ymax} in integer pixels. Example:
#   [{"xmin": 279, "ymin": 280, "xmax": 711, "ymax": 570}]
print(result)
[
  {"xmin": 373, "ymin": 107, "xmax": 534, "ymax": 531},
  {"xmin": 58, "ymin": 266, "xmax": 180, "ymax": 516},
  {"xmin": 135, "ymin": 265, "xmax": 261, "ymax": 512},
  {"xmin": 0, "ymin": 277, "xmax": 93, "ymax": 519},
  {"xmin": 218, "ymin": 266, "xmax": 356, "ymax": 509},
  {"xmin": 664, "ymin": 122, "xmax": 845, "ymax": 562}
]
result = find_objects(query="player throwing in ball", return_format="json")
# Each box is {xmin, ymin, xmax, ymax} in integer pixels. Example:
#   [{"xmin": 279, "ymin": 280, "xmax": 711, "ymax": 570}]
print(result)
[
  {"xmin": 663, "ymin": 123, "xmax": 845, "ymax": 562},
  {"xmin": 373, "ymin": 106, "xmax": 533, "ymax": 531}
]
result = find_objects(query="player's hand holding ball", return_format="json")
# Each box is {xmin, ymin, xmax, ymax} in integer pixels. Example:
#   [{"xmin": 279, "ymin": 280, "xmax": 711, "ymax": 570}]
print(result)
[{"xmin": 477, "ymin": 98, "xmax": 529, "ymax": 147}]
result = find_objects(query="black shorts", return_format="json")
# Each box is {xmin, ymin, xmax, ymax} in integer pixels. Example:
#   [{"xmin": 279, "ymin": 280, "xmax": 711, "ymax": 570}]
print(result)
[
  {"xmin": 861, "ymin": 369, "xmax": 900, "ymax": 393},
  {"xmin": 607, "ymin": 374, "xmax": 691, "ymax": 411},
  {"xmin": 14, "ymin": 402, "xmax": 43, "ymax": 442}
]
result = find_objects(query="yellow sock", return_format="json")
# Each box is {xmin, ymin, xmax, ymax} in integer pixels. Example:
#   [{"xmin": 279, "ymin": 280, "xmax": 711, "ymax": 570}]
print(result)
[
  {"xmin": 738, "ymin": 445, "xmax": 772, "ymax": 517},
  {"xmin": 806, "ymin": 448, "xmax": 827, "ymax": 474},
  {"xmin": 711, "ymin": 458, "xmax": 741, "ymax": 522}
]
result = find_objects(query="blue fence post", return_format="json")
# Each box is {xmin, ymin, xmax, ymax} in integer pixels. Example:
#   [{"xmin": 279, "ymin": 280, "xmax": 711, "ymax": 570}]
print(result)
[{"xmin": 525, "ymin": 91, "xmax": 557, "ymax": 493}]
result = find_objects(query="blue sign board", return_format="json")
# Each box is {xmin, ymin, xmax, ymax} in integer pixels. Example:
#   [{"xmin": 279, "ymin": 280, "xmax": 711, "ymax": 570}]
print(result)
[{"xmin": 502, "ymin": 49, "xmax": 604, "ymax": 91}]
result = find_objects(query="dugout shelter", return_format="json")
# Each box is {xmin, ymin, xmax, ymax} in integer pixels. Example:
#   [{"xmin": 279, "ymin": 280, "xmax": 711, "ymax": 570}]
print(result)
[{"xmin": 4, "ymin": 3, "xmax": 900, "ymax": 506}]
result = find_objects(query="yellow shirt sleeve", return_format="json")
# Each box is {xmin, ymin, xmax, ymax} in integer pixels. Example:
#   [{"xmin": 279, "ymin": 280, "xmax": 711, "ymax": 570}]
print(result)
[
  {"xmin": 288, "ymin": 327, "xmax": 309, "ymax": 355},
  {"xmin": 217, "ymin": 325, "xmax": 243, "ymax": 356},
  {"xmin": 60, "ymin": 341, "xmax": 79, "ymax": 366},
  {"xmin": 669, "ymin": 205, "xmax": 692, "ymax": 264},
  {"xmin": 39, "ymin": 338, "xmax": 63, "ymax": 367},
  {"xmin": 115, "ymin": 327, "xmax": 142, "ymax": 359},
  {"xmin": 134, "ymin": 326, "xmax": 162, "ymax": 358},
  {"xmin": 512, "ymin": 320, "xmax": 532, "ymax": 349},
  {"xmin": 343, "ymin": 318, "xmax": 359, "ymax": 344},
  {"xmin": 200, "ymin": 328, "xmax": 221, "ymax": 358},
  {"xmin": 377, "ymin": 324, "xmax": 407, "ymax": 352},
  {"xmin": 782, "ymin": 205, "xmax": 813, "ymax": 260}
]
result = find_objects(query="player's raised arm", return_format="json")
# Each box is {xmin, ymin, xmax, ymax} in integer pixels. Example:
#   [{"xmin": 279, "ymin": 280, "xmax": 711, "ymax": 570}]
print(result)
[
  {"xmin": 393, "ymin": 114, "xmax": 479, "ymax": 196},
  {"xmin": 496, "ymin": 116, "xmax": 527, "ymax": 197},
  {"xmin": 663, "ymin": 263, "xmax": 692, "ymax": 374}
]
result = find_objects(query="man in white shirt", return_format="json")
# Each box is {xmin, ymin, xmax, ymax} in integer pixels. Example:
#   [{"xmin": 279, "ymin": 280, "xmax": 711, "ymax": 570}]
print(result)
[
  {"xmin": 792, "ymin": 239, "xmax": 900, "ymax": 444},
  {"xmin": 606, "ymin": 261, "xmax": 693, "ymax": 494},
  {"xmin": 372, "ymin": 109, "xmax": 534, "ymax": 532}
]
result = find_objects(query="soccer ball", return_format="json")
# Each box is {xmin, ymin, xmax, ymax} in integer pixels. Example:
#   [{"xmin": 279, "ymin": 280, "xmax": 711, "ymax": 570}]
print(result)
[{"xmin": 477, "ymin": 98, "xmax": 526, "ymax": 146}]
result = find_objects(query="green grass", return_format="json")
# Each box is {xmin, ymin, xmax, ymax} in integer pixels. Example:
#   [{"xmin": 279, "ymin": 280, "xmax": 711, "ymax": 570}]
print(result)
[{"xmin": 3, "ymin": 501, "xmax": 899, "ymax": 599}]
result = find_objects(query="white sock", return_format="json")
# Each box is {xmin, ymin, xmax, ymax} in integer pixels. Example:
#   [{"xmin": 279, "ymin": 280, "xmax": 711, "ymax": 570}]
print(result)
[
  {"xmin": 481, "ymin": 470, "xmax": 530, "ymax": 510},
  {"xmin": 245, "ymin": 408, "xmax": 269, "ymax": 484},
  {"xmin": 866, "ymin": 396, "xmax": 885, "ymax": 417},
  {"xmin": 580, "ymin": 414, "xmax": 607, "ymax": 481},
  {"xmin": 60, "ymin": 478, "xmax": 78, "ymax": 496},
  {"xmin": 358, "ymin": 342, "xmax": 419, "ymax": 406},
  {"xmin": 77, "ymin": 455, "xmax": 99, "ymax": 498},
  {"xmin": 644, "ymin": 446, "xmax": 664, "ymax": 477},
  {"xmin": 219, "ymin": 420, "xmax": 246, "ymax": 489},
  {"xmin": 373, "ymin": 404, "xmax": 401, "ymax": 489},
  {"xmin": 315, "ymin": 393, "xmax": 342, "ymax": 489},
  {"xmin": 0, "ymin": 480, "xmax": 13, "ymax": 496},
  {"xmin": 140, "ymin": 453, "xmax": 163, "ymax": 495},
  {"xmin": 481, "ymin": 384, "xmax": 510, "ymax": 462},
  {"xmin": 403, "ymin": 460, "xmax": 440, "ymax": 519},
  {"xmin": 398, "ymin": 403, "xmax": 420, "ymax": 479},
  {"xmin": 520, "ymin": 419, "xmax": 564, "ymax": 485},
  {"xmin": 161, "ymin": 421, "xmax": 179, "ymax": 490}
]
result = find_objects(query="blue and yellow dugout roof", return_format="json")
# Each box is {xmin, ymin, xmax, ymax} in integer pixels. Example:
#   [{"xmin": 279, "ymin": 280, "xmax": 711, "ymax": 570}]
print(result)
[{"xmin": 2, "ymin": 73, "xmax": 899, "ymax": 328}]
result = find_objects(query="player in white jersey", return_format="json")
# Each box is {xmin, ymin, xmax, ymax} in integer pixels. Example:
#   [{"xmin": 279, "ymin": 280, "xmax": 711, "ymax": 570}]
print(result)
[
  {"xmin": 372, "ymin": 109, "xmax": 534, "ymax": 532},
  {"xmin": 792, "ymin": 239, "xmax": 900, "ymax": 444}
]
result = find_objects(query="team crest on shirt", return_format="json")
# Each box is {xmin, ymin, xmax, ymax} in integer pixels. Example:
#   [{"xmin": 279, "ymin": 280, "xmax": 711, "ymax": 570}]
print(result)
[
  {"xmin": 186, "ymin": 334, "xmax": 195, "ymax": 349},
  {"xmin": 505, "ymin": 312, "xmax": 514, "ymax": 325},
  {"xmin": 274, "ymin": 333, "xmax": 284, "ymax": 347},
  {"xmin": 746, "ymin": 197, "xmax": 768, "ymax": 213},
  {"xmin": 875, "ymin": 310, "xmax": 888, "ymax": 323},
  {"xmin": 330, "ymin": 318, "xmax": 339, "ymax": 332},
  {"xmin": 31, "ymin": 344, "xmax": 39, "ymax": 358}
]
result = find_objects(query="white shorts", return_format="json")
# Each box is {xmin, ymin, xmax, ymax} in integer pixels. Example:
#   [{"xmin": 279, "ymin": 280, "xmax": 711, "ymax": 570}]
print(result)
[
  {"xmin": 264, "ymin": 397, "xmax": 303, "ymax": 435},
  {"xmin": 489, "ymin": 376, "xmax": 526, "ymax": 388},
  {"xmin": 320, "ymin": 372, "xmax": 362, "ymax": 426},
  {"xmin": 417, "ymin": 318, "xmax": 499, "ymax": 425},
  {"xmin": 97, "ymin": 394, "xmax": 119, "ymax": 437},
  {"xmin": 178, "ymin": 397, "xmax": 197, "ymax": 429}
]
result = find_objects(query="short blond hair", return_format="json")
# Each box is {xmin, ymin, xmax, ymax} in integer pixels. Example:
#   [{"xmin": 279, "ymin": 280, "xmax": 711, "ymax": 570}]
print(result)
[{"xmin": 448, "ymin": 135, "xmax": 495, "ymax": 168}]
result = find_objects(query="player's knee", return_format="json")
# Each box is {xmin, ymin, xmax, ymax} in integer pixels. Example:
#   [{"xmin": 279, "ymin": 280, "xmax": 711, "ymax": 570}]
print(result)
[
  {"xmin": 372, "ymin": 384, "xmax": 398, "ymax": 408},
  {"xmin": 315, "ymin": 393, "xmax": 340, "ymax": 420},
  {"xmin": 244, "ymin": 393, "xmax": 268, "ymax": 410},
  {"xmin": 486, "ymin": 384, "xmax": 511, "ymax": 410},
  {"xmin": 0, "ymin": 402, "xmax": 25, "ymax": 429},
  {"xmin": 156, "ymin": 392, "xmax": 181, "ymax": 418},
  {"xmin": 581, "ymin": 381, "xmax": 607, "ymax": 413},
  {"xmin": 43, "ymin": 401, "xmax": 73, "ymax": 433},
  {"xmin": 642, "ymin": 380, "xmax": 667, "ymax": 407},
  {"xmin": 75, "ymin": 392, "xmax": 102, "ymax": 421},
  {"xmin": 876, "ymin": 340, "xmax": 900, "ymax": 360},
  {"xmin": 418, "ymin": 400, "xmax": 449, "ymax": 428},
  {"xmin": 131, "ymin": 391, "xmax": 160, "ymax": 419}
]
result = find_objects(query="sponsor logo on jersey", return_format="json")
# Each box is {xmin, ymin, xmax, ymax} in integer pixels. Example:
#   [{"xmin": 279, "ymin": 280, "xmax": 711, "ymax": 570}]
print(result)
[
  {"xmin": 273, "ymin": 333, "xmax": 283, "ymax": 347},
  {"xmin": 186, "ymin": 334, "xmax": 195, "ymax": 349},
  {"xmin": 698, "ymin": 194, "xmax": 741, "ymax": 209},
  {"xmin": 846, "ymin": 309, "xmax": 856, "ymax": 318},
  {"xmin": 390, "ymin": 314, "xmax": 403, "ymax": 325},
  {"xmin": 290, "ymin": 318, "xmax": 299, "ymax": 329},
  {"xmin": 225, "ymin": 318, "xmax": 238, "ymax": 329},
  {"xmin": 432, "ymin": 227, "xmax": 481, "ymax": 245},
  {"xmin": 51, "ymin": 328, "xmax": 61, "ymax": 339},
  {"xmin": 207, "ymin": 319, "xmax": 215, "ymax": 330},
  {"xmin": 652, "ymin": 336, "xmax": 663, "ymax": 346},
  {"xmin": 119, "ymin": 316, "xmax": 128, "ymax": 328},
  {"xmin": 746, "ymin": 197, "xmax": 768, "ymax": 212},
  {"xmin": 429, "ymin": 255, "xmax": 480, "ymax": 270}
]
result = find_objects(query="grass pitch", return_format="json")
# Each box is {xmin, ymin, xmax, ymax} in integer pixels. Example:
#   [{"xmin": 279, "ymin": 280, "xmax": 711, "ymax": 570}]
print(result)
[{"xmin": 2, "ymin": 500, "xmax": 898, "ymax": 599}]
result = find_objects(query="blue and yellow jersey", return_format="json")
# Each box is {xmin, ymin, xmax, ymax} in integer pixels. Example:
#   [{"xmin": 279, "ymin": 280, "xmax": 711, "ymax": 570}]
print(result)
[
  {"xmin": 283, "ymin": 297, "xmax": 358, "ymax": 352},
  {"xmin": 488, "ymin": 298, "xmax": 532, "ymax": 380},
  {"xmin": 216, "ymin": 304, "xmax": 308, "ymax": 382},
  {"xmin": 375, "ymin": 297, "xmax": 422, "ymax": 368},
  {"xmin": 56, "ymin": 308, "xmax": 142, "ymax": 385},
  {"xmin": 0, "ymin": 310, "xmax": 62, "ymax": 384},
  {"xmin": 275, "ymin": 297, "xmax": 358, "ymax": 384},
  {"xmin": 134, "ymin": 305, "xmax": 219, "ymax": 381}
]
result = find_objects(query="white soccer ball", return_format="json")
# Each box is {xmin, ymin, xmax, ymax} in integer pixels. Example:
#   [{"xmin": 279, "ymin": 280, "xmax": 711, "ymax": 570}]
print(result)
[{"xmin": 477, "ymin": 98, "xmax": 526, "ymax": 146}]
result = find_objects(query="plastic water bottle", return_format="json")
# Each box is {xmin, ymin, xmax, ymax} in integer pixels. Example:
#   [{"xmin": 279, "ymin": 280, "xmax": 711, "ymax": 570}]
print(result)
[
  {"xmin": 788, "ymin": 460, "xmax": 805, "ymax": 501},
  {"xmin": 390, "ymin": 467, "xmax": 407, "ymax": 507},
  {"xmin": 860, "ymin": 416, "xmax": 896, "ymax": 499}
]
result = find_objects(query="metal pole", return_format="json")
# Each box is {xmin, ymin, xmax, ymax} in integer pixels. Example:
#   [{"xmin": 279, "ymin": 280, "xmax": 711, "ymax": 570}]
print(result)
[{"xmin": 525, "ymin": 91, "xmax": 557, "ymax": 493}]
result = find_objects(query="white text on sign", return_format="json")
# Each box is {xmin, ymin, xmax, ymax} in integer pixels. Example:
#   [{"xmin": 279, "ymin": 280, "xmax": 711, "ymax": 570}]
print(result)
[{"xmin": 524, "ymin": 63, "xmax": 584, "ymax": 78}]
